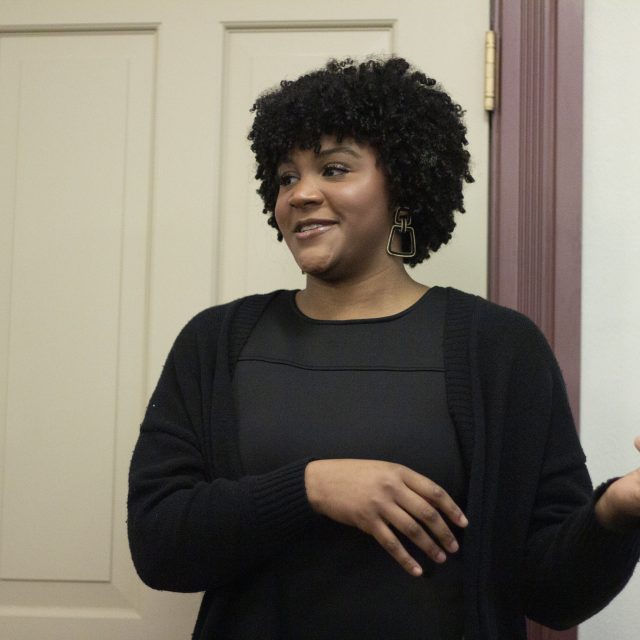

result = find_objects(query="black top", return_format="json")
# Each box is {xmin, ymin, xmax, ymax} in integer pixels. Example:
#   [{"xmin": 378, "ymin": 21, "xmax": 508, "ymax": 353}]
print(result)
[{"xmin": 234, "ymin": 287, "xmax": 465, "ymax": 639}]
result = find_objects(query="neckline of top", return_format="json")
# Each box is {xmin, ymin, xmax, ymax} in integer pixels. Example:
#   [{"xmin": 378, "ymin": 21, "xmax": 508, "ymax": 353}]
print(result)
[{"xmin": 289, "ymin": 287, "xmax": 437, "ymax": 325}]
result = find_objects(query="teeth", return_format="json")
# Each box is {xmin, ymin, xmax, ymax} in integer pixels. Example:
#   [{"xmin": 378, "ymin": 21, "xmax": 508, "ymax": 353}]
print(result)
[{"xmin": 299, "ymin": 223, "xmax": 323, "ymax": 232}]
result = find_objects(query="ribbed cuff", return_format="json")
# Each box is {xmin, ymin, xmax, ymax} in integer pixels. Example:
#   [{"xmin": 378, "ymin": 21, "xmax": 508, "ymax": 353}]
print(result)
[
  {"xmin": 244, "ymin": 458, "xmax": 319, "ymax": 545},
  {"xmin": 590, "ymin": 477, "xmax": 640, "ymax": 535},
  {"xmin": 573, "ymin": 479, "xmax": 640, "ymax": 584}
]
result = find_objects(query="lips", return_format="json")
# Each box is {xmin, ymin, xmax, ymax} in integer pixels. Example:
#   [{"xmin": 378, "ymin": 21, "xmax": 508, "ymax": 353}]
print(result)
[
  {"xmin": 298, "ymin": 223, "xmax": 324, "ymax": 232},
  {"xmin": 293, "ymin": 219, "xmax": 337, "ymax": 239}
]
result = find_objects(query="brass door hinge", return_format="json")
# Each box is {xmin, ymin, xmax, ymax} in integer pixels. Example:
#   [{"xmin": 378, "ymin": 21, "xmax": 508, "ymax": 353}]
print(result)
[{"xmin": 485, "ymin": 30, "xmax": 497, "ymax": 111}]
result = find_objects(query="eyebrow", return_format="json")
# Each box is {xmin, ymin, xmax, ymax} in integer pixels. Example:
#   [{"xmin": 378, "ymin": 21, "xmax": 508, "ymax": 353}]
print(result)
[
  {"xmin": 316, "ymin": 145, "xmax": 362, "ymax": 159},
  {"xmin": 279, "ymin": 145, "xmax": 362, "ymax": 165}
]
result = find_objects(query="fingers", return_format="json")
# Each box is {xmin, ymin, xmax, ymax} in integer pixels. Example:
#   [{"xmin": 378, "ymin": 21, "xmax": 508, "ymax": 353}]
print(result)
[
  {"xmin": 384, "ymin": 504, "xmax": 449, "ymax": 564},
  {"xmin": 401, "ymin": 468, "xmax": 468, "ymax": 528},
  {"xmin": 396, "ymin": 489, "xmax": 460, "ymax": 554},
  {"xmin": 370, "ymin": 520, "xmax": 424, "ymax": 577},
  {"xmin": 369, "ymin": 465, "xmax": 467, "ymax": 575},
  {"xmin": 634, "ymin": 436, "xmax": 640, "ymax": 452}
]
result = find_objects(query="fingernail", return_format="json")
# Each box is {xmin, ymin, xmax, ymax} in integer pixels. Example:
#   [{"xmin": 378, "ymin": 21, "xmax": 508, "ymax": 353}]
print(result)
[
  {"xmin": 459, "ymin": 514, "xmax": 469, "ymax": 526},
  {"xmin": 449, "ymin": 540, "xmax": 459, "ymax": 553},
  {"xmin": 436, "ymin": 551, "xmax": 446, "ymax": 563},
  {"xmin": 412, "ymin": 565, "xmax": 423, "ymax": 576}
]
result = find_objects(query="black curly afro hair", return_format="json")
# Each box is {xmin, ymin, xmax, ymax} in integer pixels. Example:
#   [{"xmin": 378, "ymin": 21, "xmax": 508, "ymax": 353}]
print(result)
[{"xmin": 248, "ymin": 56, "xmax": 473, "ymax": 266}]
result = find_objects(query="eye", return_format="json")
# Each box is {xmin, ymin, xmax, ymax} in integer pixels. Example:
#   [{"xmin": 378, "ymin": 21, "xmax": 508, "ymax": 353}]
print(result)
[
  {"xmin": 323, "ymin": 163, "xmax": 349, "ymax": 177},
  {"xmin": 278, "ymin": 173, "xmax": 297, "ymax": 187}
]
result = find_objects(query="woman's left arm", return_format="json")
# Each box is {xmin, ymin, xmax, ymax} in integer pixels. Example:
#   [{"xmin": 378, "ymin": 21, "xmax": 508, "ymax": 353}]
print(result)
[{"xmin": 521, "ymin": 335, "xmax": 640, "ymax": 629}]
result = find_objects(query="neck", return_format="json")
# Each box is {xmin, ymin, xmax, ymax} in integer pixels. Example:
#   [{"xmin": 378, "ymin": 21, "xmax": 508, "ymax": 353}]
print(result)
[{"xmin": 296, "ymin": 262, "xmax": 428, "ymax": 320}]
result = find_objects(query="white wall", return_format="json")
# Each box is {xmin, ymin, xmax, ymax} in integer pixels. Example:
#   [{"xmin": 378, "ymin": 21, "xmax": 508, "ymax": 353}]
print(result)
[{"xmin": 580, "ymin": 2, "xmax": 640, "ymax": 638}]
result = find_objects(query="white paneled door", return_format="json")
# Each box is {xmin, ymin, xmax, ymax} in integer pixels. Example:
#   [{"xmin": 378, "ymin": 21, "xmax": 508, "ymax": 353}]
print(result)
[{"xmin": 0, "ymin": 1, "xmax": 489, "ymax": 638}]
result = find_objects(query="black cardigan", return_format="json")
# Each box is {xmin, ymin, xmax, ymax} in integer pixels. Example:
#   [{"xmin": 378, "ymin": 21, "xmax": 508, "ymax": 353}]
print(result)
[{"xmin": 127, "ymin": 288, "xmax": 640, "ymax": 639}]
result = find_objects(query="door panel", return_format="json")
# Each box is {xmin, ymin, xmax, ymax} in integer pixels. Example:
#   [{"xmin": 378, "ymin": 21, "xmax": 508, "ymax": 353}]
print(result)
[
  {"xmin": 0, "ymin": 1, "xmax": 489, "ymax": 637},
  {"xmin": 0, "ymin": 25, "xmax": 161, "ymax": 639}
]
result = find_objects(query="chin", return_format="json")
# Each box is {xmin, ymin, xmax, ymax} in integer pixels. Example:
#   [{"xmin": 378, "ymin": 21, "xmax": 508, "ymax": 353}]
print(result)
[
  {"xmin": 301, "ymin": 263, "xmax": 332, "ymax": 278},
  {"xmin": 297, "ymin": 252, "xmax": 337, "ymax": 277},
  {"xmin": 302, "ymin": 262, "xmax": 350, "ymax": 283}
]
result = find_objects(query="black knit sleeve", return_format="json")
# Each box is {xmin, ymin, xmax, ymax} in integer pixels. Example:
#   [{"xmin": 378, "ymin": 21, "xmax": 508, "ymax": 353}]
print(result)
[
  {"xmin": 127, "ymin": 307, "xmax": 318, "ymax": 593},
  {"xmin": 520, "ymin": 324, "xmax": 640, "ymax": 629}
]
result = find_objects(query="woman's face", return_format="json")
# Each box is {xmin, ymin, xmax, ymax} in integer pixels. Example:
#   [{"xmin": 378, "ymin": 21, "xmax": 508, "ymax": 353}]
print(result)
[{"xmin": 274, "ymin": 136, "xmax": 395, "ymax": 281}]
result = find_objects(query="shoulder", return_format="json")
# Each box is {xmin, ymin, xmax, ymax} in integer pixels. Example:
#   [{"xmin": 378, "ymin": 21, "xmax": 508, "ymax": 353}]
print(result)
[
  {"xmin": 182, "ymin": 290, "xmax": 286, "ymax": 333},
  {"xmin": 172, "ymin": 290, "xmax": 287, "ymax": 355},
  {"xmin": 445, "ymin": 287, "xmax": 537, "ymax": 329},
  {"xmin": 445, "ymin": 287, "xmax": 552, "ymax": 361}
]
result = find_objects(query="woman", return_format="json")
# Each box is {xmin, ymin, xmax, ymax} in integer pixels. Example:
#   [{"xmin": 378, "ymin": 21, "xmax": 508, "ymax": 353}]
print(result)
[{"xmin": 127, "ymin": 57, "xmax": 640, "ymax": 639}]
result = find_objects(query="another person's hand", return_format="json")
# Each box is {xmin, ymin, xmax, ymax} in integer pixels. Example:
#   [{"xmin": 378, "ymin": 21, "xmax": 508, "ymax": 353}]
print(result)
[
  {"xmin": 304, "ymin": 458, "xmax": 468, "ymax": 576},
  {"xmin": 594, "ymin": 436, "xmax": 640, "ymax": 531}
]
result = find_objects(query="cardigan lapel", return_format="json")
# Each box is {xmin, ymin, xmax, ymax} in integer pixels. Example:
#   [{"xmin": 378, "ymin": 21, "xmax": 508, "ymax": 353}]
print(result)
[
  {"xmin": 209, "ymin": 291, "xmax": 279, "ymax": 479},
  {"xmin": 444, "ymin": 288, "xmax": 494, "ymax": 639}
]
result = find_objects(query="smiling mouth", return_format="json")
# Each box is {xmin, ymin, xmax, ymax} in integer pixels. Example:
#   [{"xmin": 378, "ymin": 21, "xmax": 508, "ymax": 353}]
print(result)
[
  {"xmin": 293, "ymin": 220, "xmax": 337, "ymax": 238},
  {"xmin": 297, "ymin": 223, "xmax": 326, "ymax": 232}
]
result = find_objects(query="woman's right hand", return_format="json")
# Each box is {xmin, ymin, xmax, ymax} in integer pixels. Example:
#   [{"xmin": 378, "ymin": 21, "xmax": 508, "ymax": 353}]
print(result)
[{"xmin": 304, "ymin": 459, "xmax": 468, "ymax": 577}]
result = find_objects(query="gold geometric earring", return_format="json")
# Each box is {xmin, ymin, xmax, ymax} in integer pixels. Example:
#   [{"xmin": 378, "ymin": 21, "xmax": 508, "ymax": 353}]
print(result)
[{"xmin": 386, "ymin": 207, "xmax": 416, "ymax": 258}]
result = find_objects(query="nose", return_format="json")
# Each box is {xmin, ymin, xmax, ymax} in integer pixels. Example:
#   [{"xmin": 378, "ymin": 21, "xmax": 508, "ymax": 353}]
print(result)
[{"xmin": 288, "ymin": 175, "xmax": 323, "ymax": 208}]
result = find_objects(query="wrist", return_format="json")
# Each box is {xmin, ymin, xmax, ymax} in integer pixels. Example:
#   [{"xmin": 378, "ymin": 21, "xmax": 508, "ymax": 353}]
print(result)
[{"xmin": 594, "ymin": 479, "xmax": 640, "ymax": 533}]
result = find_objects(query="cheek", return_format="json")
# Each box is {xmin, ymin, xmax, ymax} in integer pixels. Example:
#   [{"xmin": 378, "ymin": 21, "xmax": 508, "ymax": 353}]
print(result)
[
  {"xmin": 274, "ymin": 197, "xmax": 287, "ymax": 230},
  {"xmin": 350, "ymin": 173, "xmax": 391, "ymax": 216}
]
